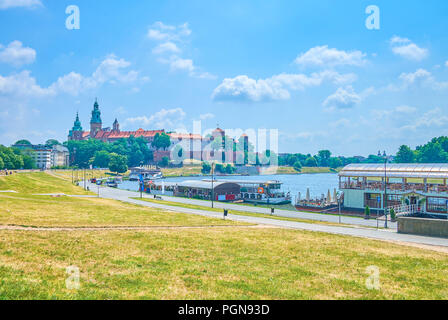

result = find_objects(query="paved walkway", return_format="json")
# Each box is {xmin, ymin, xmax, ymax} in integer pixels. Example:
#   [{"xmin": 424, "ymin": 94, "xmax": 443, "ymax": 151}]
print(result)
[
  {"xmin": 120, "ymin": 187, "xmax": 395, "ymax": 228},
  {"xmin": 90, "ymin": 182, "xmax": 448, "ymax": 248}
]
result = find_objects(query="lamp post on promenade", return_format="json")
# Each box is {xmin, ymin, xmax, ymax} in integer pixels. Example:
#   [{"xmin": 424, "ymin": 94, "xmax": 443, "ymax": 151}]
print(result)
[
  {"xmin": 211, "ymin": 162, "xmax": 215, "ymax": 209},
  {"xmin": 379, "ymin": 151, "xmax": 388, "ymax": 229}
]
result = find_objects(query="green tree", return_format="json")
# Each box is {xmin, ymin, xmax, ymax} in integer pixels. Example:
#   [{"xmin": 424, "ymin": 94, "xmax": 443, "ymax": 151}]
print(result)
[
  {"xmin": 158, "ymin": 156, "xmax": 169, "ymax": 168},
  {"xmin": 317, "ymin": 150, "xmax": 331, "ymax": 167},
  {"xmin": 0, "ymin": 157, "xmax": 4, "ymax": 170},
  {"xmin": 152, "ymin": 133, "xmax": 171, "ymax": 150},
  {"xmin": 304, "ymin": 157, "xmax": 318, "ymax": 167},
  {"xmin": 109, "ymin": 153, "xmax": 128, "ymax": 174},
  {"xmin": 201, "ymin": 162, "xmax": 211, "ymax": 174},
  {"xmin": 46, "ymin": 139, "xmax": 60, "ymax": 147},
  {"xmin": 92, "ymin": 150, "xmax": 111, "ymax": 168},
  {"xmin": 329, "ymin": 157, "xmax": 343, "ymax": 169},
  {"xmin": 22, "ymin": 154, "xmax": 36, "ymax": 169},
  {"xmin": 215, "ymin": 163, "xmax": 224, "ymax": 173},
  {"xmin": 293, "ymin": 161, "xmax": 302, "ymax": 172},
  {"xmin": 14, "ymin": 140, "xmax": 32, "ymax": 146},
  {"xmin": 225, "ymin": 164, "xmax": 235, "ymax": 174},
  {"xmin": 416, "ymin": 142, "xmax": 446, "ymax": 163},
  {"xmin": 395, "ymin": 145, "xmax": 415, "ymax": 163}
]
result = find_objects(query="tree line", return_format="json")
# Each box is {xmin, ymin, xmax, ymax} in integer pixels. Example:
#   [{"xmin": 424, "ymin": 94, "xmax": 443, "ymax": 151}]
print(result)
[{"xmin": 0, "ymin": 145, "xmax": 36, "ymax": 170}]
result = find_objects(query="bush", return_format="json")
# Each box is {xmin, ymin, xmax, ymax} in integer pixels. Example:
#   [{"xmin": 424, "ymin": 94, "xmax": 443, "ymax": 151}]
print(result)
[
  {"xmin": 390, "ymin": 208, "xmax": 396, "ymax": 221},
  {"xmin": 201, "ymin": 162, "xmax": 211, "ymax": 174},
  {"xmin": 293, "ymin": 161, "xmax": 302, "ymax": 172},
  {"xmin": 158, "ymin": 156, "xmax": 169, "ymax": 168},
  {"xmin": 364, "ymin": 206, "xmax": 371, "ymax": 220}
]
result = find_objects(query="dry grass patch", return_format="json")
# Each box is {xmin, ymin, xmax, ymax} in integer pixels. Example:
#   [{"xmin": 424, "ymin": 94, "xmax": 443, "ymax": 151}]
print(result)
[{"xmin": 0, "ymin": 228, "xmax": 447, "ymax": 300}]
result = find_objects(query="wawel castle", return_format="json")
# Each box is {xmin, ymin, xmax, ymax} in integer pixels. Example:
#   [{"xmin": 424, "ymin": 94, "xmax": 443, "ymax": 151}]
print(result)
[{"xmin": 68, "ymin": 100, "xmax": 250, "ymax": 164}]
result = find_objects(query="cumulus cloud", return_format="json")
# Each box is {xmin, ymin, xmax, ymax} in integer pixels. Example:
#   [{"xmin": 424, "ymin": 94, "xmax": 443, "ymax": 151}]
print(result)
[
  {"xmin": 322, "ymin": 86, "xmax": 361, "ymax": 111},
  {"xmin": 399, "ymin": 108, "xmax": 448, "ymax": 132},
  {"xmin": 149, "ymin": 21, "xmax": 214, "ymax": 79},
  {"xmin": 147, "ymin": 22, "xmax": 191, "ymax": 42},
  {"xmin": 399, "ymin": 68, "xmax": 432, "ymax": 85},
  {"xmin": 199, "ymin": 113, "xmax": 215, "ymax": 121},
  {"xmin": 0, "ymin": 54, "xmax": 146, "ymax": 97},
  {"xmin": 0, "ymin": 0, "xmax": 42, "ymax": 9},
  {"xmin": 294, "ymin": 45, "xmax": 367, "ymax": 67},
  {"xmin": 372, "ymin": 105, "xmax": 417, "ymax": 120},
  {"xmin": 0, "ymin": 71, "xmax": 53, "ymax": 97},
  {"xmin": 152, "ymin": 42, "xmax": 180, "ymax": 54},
  {"xmin": 0, "ymin": 41, "xmax": 36, "ymax": 66},
  {"xmin": 125, "ymin": 108, "xmax": 186, "ymax": 130},
  {"xmin": 212, "ymin": 70, "xmax": 356, "ymax": 102},
  {"xmin": 390, "ymin": 36, "xmax": 428, "ymax": 61}
]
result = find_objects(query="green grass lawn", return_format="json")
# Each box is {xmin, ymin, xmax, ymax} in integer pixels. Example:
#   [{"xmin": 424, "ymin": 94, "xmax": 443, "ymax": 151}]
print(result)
[
  {"xmin": 0, "ymin": 172, "xmax": 244, "ymax": 228},
  {"xmin": 0, "ymin": 228, "xmax": 447, "ymax": 299},
  {"xmin": 0, "ymin": 172, "xmax": 91, "ymax": 195},
  {"xmin": 0, "ymin": 171, "xmax": 447, "ymax": 300},
  {"xmin": 133, "ymin": 197, "xmax": 361, "ymax": 228}
]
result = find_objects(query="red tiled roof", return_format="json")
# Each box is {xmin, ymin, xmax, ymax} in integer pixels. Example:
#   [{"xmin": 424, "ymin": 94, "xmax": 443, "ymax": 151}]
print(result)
[
  {"xmin": 80, "ymin": 129, "xmax": 165, "ymax": 140},
  {"xmin": 107, "ymin": 129, "xmax": 165, "ymax": 139},
  {"xmin": 169, "ymin": 133, "xmax": 202, "ymax": 140}
]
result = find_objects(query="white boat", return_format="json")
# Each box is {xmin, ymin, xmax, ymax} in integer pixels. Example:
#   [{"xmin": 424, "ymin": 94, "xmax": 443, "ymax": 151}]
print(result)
[{"xmin": 205, "ymin": 179, "xmax": 292, "ymax": 205}]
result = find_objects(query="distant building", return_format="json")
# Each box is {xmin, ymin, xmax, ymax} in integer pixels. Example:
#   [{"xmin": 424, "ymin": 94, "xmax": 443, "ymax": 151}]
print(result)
[
  {"xmin": 68, "ymin": 99, "xmax": 253, "ymax": 165},
  {"xmin": 13, "ymin": 144, "xmax": 69, "ymax": 169}
]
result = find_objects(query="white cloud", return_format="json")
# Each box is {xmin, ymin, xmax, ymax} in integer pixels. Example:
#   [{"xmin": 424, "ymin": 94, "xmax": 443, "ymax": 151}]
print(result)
[
  {"xmin": 199, "ymin": 113, "xmax": 215, "ymax": 121},
  {"xmin": 294, "ymin": 45, "xmax": 367, "ymax": 67},
  {"xmin": 0, "ymin": 71, "xmax": 53, "ymax": 97},
  {"xmin": 0, "ymin": 41, "xmax": 36, "ymax": 66},
  {"xmin": 0, "ymin": 54, "xmax": 146, "ymax": 97},
  {"xmin": 399, "ymin": 108, "xmax": 448, "ymax": 132},
  {"xmin": 152, "ymin": 42, "xmax": 180, "ymax": 54},
  {"xmin": 399, "ymin": 68, "xmax": 432, "ymax": 85},
  {"xmin": 323, "ymin": 86, "xmax": 361, "ymax": 110},
  {"xmin": 149, "ymin": 21, "xmax": 214, "ymax": 80},
  {"xmin": 147, "ymin": 22, "xmax": 191, "ymax": 42},
  {"xmin": 445, "ymin": 61, "xmax": 448, "ymax": 67},
  {"xmin": 372, "ymin": 105, "xmax": 417, "ymax": 120},
  {"xmin": 92, "ymin": 54, "xmax": 140, "ymax": 84},
  {"xmin": 0, "ymin": 0, "xmax": 42, "ymax": 9},
  {"xmin": 390, "ymin": 36, "xmax": 428, "ymax": 61},
  {"xmin": 212, "ymin": 70, "xmax": 356, "ymax": 102},
  {"xmin": 169, "ymin": 57, "xmax": 194, "ymax": 73},
  {"xmin": 125, "ymin": 108, "xmax": 186, "ymax": 130}
]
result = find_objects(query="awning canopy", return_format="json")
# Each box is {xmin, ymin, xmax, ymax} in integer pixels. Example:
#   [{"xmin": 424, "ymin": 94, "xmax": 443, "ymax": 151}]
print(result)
[{"xmin": 339, "ymin": 164, "xmax": 448, "ymax": 179}]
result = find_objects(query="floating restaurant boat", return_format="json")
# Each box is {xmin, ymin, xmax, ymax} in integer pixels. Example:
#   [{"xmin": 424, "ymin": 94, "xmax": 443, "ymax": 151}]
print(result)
[
  {"xmin": 144, "ymin": 179, "xmax": 291, "ymax": 205},
  {"xmin": 129, "ymin": 167, "xmax": 163, "ymax": 181},
  {"xmin": 204, "ymin": 179, "xmax": 292, "ymax": 205},
  {"xmin": 339, "ymin": 163, "xmax": 448, "ymax": 217}
]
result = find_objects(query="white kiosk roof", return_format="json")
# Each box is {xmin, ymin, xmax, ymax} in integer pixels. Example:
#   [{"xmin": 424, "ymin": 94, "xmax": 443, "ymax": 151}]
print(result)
[{"xmin": 339, "ymin": 163, "xmax": 448, "ymax": 179}]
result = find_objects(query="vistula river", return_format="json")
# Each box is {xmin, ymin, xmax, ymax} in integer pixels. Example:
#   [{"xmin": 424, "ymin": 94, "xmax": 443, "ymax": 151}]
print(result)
[{"xmin": 119, "ymin": 173, "xmax": 339, "ymax": 202}]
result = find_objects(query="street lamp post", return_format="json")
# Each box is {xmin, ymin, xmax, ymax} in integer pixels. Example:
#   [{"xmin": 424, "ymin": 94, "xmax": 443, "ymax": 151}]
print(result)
[
  {"xmin": 211, "ymin": 163, "xmax": 215, "ymax": 208},
  {"xmin": 140, "ymin": 161, "xmax": 143, "ymax": 199},
  {"xmin": 380, "ymin": 151, "xmax": 388, "ymax": 229}
]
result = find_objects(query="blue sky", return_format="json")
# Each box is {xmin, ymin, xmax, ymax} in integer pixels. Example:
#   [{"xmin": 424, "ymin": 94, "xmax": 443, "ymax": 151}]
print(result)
[{"xmin": 1, "ymin": 0, "xmax": 448, "ymax": 156}]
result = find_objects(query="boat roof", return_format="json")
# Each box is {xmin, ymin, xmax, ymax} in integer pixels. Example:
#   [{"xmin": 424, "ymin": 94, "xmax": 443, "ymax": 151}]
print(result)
[
  {"xmin": 152, "ymin": 180, "xmax": 239, "ymax": 190},
  {"xmin": 202, "ymin": 179, "xmax": 282, "ymax": 185},
  {"xmin": 339, "ymin": 163, "xmax": 448, "ymax": 179}
]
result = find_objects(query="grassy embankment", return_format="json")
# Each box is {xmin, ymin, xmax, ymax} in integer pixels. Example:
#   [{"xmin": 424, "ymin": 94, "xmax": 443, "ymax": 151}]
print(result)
[
  {"xmin": 0, "ymin": 172, "xmax": 447, "ymax": 299},
  {"xmin": 133, "ymin": 197, "xmax": 363, "ymax": 228},
  {"xmin": 0, "ymin": 172, "xmax": 244, "ymax": 228}
]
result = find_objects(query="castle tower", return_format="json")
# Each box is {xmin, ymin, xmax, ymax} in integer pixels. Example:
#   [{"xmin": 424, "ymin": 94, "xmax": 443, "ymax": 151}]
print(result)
[
  {"xmin": 68, "ymin": 112, "xmax": 83, "ymax": 141},
  {"xmin": 90, "ymin": 99, "xmax": 102, "ymax": 137},
  {"xmin": 113, "ymin": 118, "xmax": 120, "ymax": 132}
]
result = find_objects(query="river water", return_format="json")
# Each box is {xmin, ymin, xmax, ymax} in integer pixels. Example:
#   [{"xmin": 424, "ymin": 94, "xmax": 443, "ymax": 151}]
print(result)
[{"xmin": 119, "ymin": 173, "xmax": 339, "ymax": 202}]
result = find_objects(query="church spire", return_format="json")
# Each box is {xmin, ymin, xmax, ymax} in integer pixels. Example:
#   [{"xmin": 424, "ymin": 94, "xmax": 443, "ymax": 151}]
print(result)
[{"xmin": 90, "ymin": 99, "xmax": 102, "ymax": 137}]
